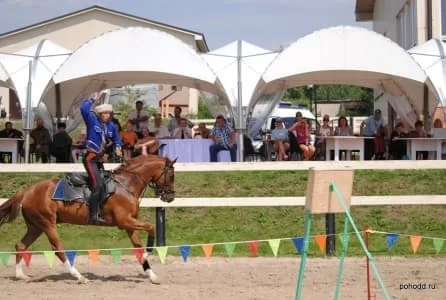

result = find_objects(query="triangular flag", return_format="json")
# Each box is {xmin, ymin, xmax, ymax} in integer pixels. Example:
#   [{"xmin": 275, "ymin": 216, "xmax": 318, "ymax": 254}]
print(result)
[
  {"xmin": 201, "ymin": 244, "xmax": 214, "ymax": 259},
  {"xmin": 339, "ymin": 233, "xmax": 350, "ymax": 249},
  {"xmin": 21, "ymin": 251, "xmax": 32, "ymax": 267},
  {"xmin": 134, "ymin": 248, "xmax": 144, "ymax": 264},
  {"xmin": 248, "ymin": 241, "xmax": 259, "ymax": 257},
  {"xmin": 292, "ymin": 237, "xmax": 304, "ymax": 254},
  {"xmin": 156, "ymin": 247, "xmax": 168, "ymax": 264},
  {"xmin": 111, "ymin": 249, "xmax": 121, "ymax": 264},
  {"xmin": 315, "ymin": 235, "xmax": 327, "ymax": 254},
  {"xmin": 88, "ymin": 249, "xmax": 100, "ymax": 265},
  {"xmin": 43, "ymin": 251, "xmax": 55, "ymax": 268},
  {"xmin": 66, "ymin": 250, "xmax": 76, "ymax": 266},
  {"xmin": 180, "ymin": 245, "xmax": 191, "ymax": 262},
  {"xmin": 386, "ymin": 233, "xmax": 399, "ymax": 250},
  {"xmin": 224, "ymin": 243, "xmax": 236, "ymax": 257},
  {"xmin": 409, "ymin": 236, "xmax": 422, "ymax": 254},
  {"xmin": 268, "ymin": 239, "xmax": 281, "ymax": 257},
  {"xmin": 433, "ymin": 239, "xmax": 444, "ymax": 255},
  {"xmin": 0, "ymin": 253, "xmax": 10, "ymax": 268}
]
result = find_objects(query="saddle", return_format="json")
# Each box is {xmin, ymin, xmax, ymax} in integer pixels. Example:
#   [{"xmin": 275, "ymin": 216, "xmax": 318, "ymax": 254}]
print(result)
[{"xmin": 52, "ymin": 170, "xmax": 116, "ymax": 204}]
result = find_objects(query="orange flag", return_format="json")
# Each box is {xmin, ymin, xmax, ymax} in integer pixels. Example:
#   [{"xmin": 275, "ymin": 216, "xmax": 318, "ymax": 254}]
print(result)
[
  {"xmin": 410, "ymin": 236, "xmax": 422, "ymax": 254},
  {"xmin": 201, "ymin": 244, "xmax": 214, "ymax": 259},
  {"xmin": 315, "ymin": 235, "xmax": 327, "ymax": 254},
  {"xmin": 88, "ymin": 249, "xmax": 100, "ymax": 265}
]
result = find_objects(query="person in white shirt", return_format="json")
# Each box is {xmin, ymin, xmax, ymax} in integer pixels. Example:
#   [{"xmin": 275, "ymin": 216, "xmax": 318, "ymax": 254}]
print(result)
[
  {"xmin": 172, "ymin": 118, "xmax": 193, "ymax": 139},
  {"xmin": 127, "ymin": 100, "xmax": 150, "ymax": 137},
  {"xmin": 167, "ymin": 106, "xmax": 194, "ymax": 134},
  {"xmin": 149, "ymin": 113, "xmax": 170, "ymax": 138}
]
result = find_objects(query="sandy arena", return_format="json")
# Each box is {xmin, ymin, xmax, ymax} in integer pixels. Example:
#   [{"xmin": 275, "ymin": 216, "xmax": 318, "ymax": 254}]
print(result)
[{"xmin": 1, "ymin": 256, "xmax": 445, "ymax": 300}]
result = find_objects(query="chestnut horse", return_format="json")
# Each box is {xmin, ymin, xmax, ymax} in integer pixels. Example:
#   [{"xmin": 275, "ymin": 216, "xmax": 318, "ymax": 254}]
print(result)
[{"xmin": 0, "ymin": 154, "xmax": 176, "ymax": 283}]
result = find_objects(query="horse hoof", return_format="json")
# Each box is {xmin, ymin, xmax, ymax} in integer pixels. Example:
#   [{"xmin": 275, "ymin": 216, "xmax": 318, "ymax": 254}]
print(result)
[
  {"xmin": 77, "ymin": 276, "xmax": 89, "ymax": 284},
  {"xmin": 146, "ymin": 270, "xmax": 160, "ymax": 284}
]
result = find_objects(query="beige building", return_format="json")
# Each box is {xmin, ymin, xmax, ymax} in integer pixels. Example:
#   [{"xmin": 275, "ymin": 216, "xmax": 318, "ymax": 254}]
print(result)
[
  {"xmin": 0, "ymin": 5, "xmax": 208, "ymax": 119},
  {"xmin": 355, "ymin": 0, "xmax": 444, "ymax": 125}
]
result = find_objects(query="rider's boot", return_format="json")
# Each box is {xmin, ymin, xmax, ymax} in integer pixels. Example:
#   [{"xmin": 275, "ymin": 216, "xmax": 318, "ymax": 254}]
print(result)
[{"xmin": 88, "ymin": 189, "xmax": 106, "ymax": 225}]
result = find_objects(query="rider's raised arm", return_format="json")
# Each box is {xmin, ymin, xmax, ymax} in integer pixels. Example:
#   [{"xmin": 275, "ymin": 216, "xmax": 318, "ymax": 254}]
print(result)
[{"xmin": 80, "ymin": 98, "xmax": 95, "ymax": 124}]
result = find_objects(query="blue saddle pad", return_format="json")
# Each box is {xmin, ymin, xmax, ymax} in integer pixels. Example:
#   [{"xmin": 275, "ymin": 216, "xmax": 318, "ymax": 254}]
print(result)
[{"xmin": 52, "ymin": 179, "xmax": 89, "ymax": 202}]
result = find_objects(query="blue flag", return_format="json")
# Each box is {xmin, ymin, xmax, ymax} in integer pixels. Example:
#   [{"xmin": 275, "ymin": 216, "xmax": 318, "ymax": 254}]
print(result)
[
  {"xmin": 386, "ymin": 233, "xmax": 399, "ymax": 250},
  {"xmin": 66, "ymin": 250, "xmax": 77, "ymax": 266},
  {"xmin": 179, "ymin": 245, "xmax": 191, "ymax": 262},
  {"xmin": 292, "ymin": 237, "xmax": 304, "ymax": 254}
]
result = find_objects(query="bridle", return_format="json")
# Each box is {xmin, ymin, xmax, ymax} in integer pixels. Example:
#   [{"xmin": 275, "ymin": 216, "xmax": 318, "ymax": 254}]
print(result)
[{"xmin": 116, "ymin": 158, "xmax": 175, "ymax": 200}]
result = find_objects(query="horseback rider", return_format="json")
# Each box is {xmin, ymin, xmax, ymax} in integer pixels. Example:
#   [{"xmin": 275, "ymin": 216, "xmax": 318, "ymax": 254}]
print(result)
[{"xmin": 80, "ymin": 93, "xmax": 122, "ymax": 224}]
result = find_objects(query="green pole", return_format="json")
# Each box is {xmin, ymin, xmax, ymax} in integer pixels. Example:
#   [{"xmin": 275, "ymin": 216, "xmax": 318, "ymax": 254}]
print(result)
[
  {"xmin": 333, "ymin": 214, "xmax": 350, "ymax": 300},
  {"xmin": 295, "ymin": 209, "xmax": 312, "ymax": 300},
  {"xmin": 331, "ymin": 183, "xmax": 391, "ymax": 300}
]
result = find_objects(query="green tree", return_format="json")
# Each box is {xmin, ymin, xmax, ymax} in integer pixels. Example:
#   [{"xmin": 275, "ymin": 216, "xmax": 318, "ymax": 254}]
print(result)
[
  {"xmin": 114, "ymin": 86, "xmax": 156, "ymax": 126},
  {"xmin": 197, "ymin": 97, "xmax": 214, "ymax": 119}
]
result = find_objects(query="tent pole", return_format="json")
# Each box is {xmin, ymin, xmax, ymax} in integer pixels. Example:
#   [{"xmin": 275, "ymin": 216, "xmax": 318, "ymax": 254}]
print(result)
[
  {"xmin": 236, "ymin": 40, "xmax": 244, "ymax": 162},
  {"xmin": 24, "ymin": 61, "xmax": 33, "ymax": 164},
  {"xmin": 423, "ymin": 84, "xmax": 431, "ymax": 132},
  {"xmin": 55, "ymin": 83, "xmax": 62, "ymax": 124}
]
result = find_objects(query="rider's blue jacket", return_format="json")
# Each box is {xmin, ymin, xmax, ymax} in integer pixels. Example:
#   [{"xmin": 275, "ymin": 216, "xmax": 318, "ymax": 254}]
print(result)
[{"xmin": 80, "ymin": 98, "xmax": 121, "ymax": 153}]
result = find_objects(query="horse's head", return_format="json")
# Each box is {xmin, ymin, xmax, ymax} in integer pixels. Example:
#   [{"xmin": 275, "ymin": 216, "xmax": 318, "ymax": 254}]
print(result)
[{"xmin": 150, "ymin": 156, "xmax": 176, "ymax": 203}]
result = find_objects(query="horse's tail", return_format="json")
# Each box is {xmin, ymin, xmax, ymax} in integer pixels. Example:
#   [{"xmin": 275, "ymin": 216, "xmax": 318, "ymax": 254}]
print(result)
[{"xmin": 0, "ymin": 190, "xmax": 24, "ymax": 227}]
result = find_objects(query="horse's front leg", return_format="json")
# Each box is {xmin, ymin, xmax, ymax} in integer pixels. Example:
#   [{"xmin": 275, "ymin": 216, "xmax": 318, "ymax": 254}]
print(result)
[{"xmin": 126, "ymin": 226, "xmax": 159, "ymax": 284}]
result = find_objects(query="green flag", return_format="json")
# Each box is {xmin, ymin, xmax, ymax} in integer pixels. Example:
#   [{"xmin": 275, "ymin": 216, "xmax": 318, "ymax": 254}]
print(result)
[
  {"xmin": 43, "ymin": 251, "xmax": 55, "ymax": 268},
  {"xmin": 268, "ymin": 239, "xmax": 281, "ymax": 257},
  {"xmin": 156, "ymin": 247, "xmax": 168, "ymax": 264},
  {"xmin": 0, "ymin": 253, "xmax": 10, "ymax": 268},
  {"xmin": 224, "ymin": 243, "xmax": 236, "ymax": 257},
  {"xmin": 433, "ymin": 239, "xmax": 444, "ymax": 255},
  {"xmin": 111, "ymin": 249, "xmax": 121, "ymax": 264}
]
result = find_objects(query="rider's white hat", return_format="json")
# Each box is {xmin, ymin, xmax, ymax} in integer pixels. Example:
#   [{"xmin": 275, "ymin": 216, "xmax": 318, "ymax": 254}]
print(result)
[{"xmin": 94, "ymin": 104, "xmax": 113, "ymax": 114}]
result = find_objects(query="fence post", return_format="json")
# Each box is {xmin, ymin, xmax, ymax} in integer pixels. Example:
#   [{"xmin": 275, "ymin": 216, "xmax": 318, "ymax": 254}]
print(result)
[
  {"xmin": 155, "ymin": 207, "xmax": 166, "ymax": 246},
  {"xmin": 325, "ymin": 213, "xmax": 336, "ymax": 256}
]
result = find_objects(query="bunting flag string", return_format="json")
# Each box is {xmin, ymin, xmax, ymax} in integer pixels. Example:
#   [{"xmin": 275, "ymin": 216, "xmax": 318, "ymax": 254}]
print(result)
[{"xmin": 0, "ymin": 229, "xmax": 444, "ymax": 269}]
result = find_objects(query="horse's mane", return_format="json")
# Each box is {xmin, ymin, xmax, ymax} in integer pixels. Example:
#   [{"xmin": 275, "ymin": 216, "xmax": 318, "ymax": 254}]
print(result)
[{"xmin": 113, "ymin": 154, "xmax": 165, "ymax": 174}]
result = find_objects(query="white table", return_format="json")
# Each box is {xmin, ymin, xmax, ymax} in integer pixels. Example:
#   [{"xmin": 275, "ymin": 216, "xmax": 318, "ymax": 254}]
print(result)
[
  {"xmin": 399, "ymin": 138, "xmax": 446, "ymax": 160},
  {"xmin": 159, "ymin": 139, "xmax": 232, "ymax": 162},
  {"xmin": 324, "ymin": 136, "xmax": 373, "ymax": 161},
  {"xmin": 0, "ymin": 138, "xmax": 22, "ymax": 163}
]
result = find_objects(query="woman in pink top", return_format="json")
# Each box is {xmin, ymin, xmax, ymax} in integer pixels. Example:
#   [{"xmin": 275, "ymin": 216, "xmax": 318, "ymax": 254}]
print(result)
[{"xmin": 289, "ymin": 112, "xmax": 315, "ymax": 160}]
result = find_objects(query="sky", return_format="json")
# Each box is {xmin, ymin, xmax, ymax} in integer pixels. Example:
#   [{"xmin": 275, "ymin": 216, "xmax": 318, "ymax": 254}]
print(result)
[{"xmin": 0, "ymin": 0, "xmax": 372, "ymax": 51}]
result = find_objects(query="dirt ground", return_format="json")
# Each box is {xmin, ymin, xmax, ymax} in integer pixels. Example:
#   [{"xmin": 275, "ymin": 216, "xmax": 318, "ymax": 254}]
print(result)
[{"xmin": 0, "ymin": 256, "xmax": 445, "ymax": 300}]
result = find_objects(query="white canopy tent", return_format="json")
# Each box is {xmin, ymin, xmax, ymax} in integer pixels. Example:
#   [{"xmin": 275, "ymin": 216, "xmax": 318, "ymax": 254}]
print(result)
[
  {"xmin": 41, "ymin": 27, "xmax": 227, "ymax": 119},
  {"xmin": 256, "ymin": 26, "xmax": 441, "ymax": 127},
  {"xmin": 409, "ymin": 38, "xmax": 446, "ymax": 107},
  {"xmin": 0, "ymin": 62, "xmax": 10, "ymax": 87}
]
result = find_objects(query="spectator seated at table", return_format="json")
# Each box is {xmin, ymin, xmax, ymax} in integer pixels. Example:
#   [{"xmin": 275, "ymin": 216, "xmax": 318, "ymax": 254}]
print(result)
[
  {"xmin": 389, "ymin": 121, "xmax": 407, "ymax": 160},
  {"xmin": 194, "ymin": 122, "xmax": 210, "ymax": 139},
  {"xmin": 128, "ymin": 100, "xmax": 150, "ymax": 138},
  {"xmin": 209, "ymin": 115, "xmax": 237, "ymax": 162},
  {"xmin": 288, "ymin": 112, "xmax": 315, "ymax": 161},
  {"xmin": 361, "ymin": 109, "xmax": 386, "ymax": 160},
  {"xmin": 71, "ymin": 131, "xmax": 87, "ymax": 163},
  {"xmin": 121, "ymin": 121, "xmax": 139, "ymax": 161},
  {"xmin": 51, "ymin": 122, "xmax": 72, "ymax": 163},
  {"xmin": 271, "ymin": 118, "xmax": 290, "ymax": 161},
  {"xmin": 30, "ymin": 117, "xmax": 52, "ymax": 163},
  {"xmin": 172, "ymin": 118, "xmax": 193, "ymax": 139},
  {"xmin": 408, "ymin": 120, "xmax": 430, "ymax": 160},
  {"xmin": 315, "ymin": 114, "xmax": 333, "ymax": 160},
  {"xmin": 167, "ymin": 106, "xmax": 194, "ymax": 135},
  {"xmin": 0, "ymin": 122, "xmax": 24, "ymax": 163},
  {"xmin": 148, "ymin": 113, "xmax": 170, "ymax": 138},
  {"xmin": 135, "ymin": 137, "xmax": 159, "ymax": 156}
]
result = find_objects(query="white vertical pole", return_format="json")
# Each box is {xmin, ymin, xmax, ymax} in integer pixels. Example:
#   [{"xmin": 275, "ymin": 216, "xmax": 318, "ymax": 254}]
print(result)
[
  {"xmin": 236, "ymin": 40, "xmax": 244, "ymax": 161},
  {"xmin": 24, "ymin": 61, "xmax": 32, "ymax": 164}
]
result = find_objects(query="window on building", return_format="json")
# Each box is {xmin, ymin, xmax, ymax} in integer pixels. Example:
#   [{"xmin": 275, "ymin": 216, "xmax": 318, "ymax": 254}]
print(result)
[
  {"xmin": 442, "ymin": 0, "xmax": 446, "ymax": 37},
  {"xmin": 396, "ymin": 0, "xmax": 417, "ymax": 49}
]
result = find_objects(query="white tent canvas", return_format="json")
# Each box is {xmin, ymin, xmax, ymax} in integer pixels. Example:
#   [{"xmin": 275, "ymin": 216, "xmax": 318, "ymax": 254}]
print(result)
[
  {"xmin": 409, "ymin": 39, "xmax": 446, "ymax": 107},
  {"xmin": 0, "ymin": 39, "xmax": 71, "ymax": 111},
  {"xmin": 42, "ymin": 27, "xmax": 226, "ymax": 117},
  {"xmin": 258, "ymin": 26, "xmax": 441, "ymax": 119}
]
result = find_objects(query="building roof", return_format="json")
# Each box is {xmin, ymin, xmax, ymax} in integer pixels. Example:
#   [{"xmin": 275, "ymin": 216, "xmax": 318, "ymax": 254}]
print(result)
[
  {"xmin": 355, "ymin": 0, "xmax": 375, "ymax": 21},
  {"xmin": 0, "ymin": 5, "xmax": 209, "ymax": 52}
]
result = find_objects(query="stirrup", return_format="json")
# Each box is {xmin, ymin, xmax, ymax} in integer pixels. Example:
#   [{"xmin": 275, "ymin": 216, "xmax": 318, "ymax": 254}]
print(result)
[{"xmin": 89, "ymin": 214, "xmax": 107, "ymax": 225}]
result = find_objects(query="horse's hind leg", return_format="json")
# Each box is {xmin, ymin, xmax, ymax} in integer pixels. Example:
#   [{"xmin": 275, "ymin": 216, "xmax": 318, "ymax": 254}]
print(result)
[
  {"xmin": 44, "ymin": 225, "xmax": 88, "ymax": 283},
  {"xmin": 15, "ymin": 222, "xmax": 42, "ymax": 280},
  {"xmin": 126, "ymin": 229, "xmax": 159, "ymax": 284}
]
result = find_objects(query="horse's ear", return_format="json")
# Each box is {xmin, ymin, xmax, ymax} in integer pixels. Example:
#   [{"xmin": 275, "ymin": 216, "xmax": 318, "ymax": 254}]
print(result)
[{"xmin": 171, "ymin": 157, "xmax": 178, "ymax": 165}]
